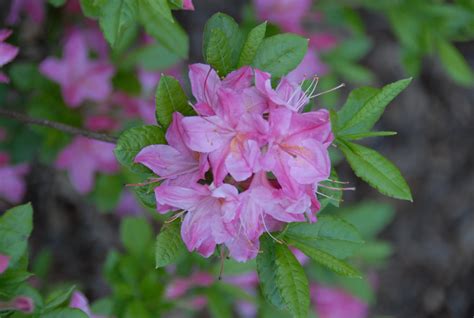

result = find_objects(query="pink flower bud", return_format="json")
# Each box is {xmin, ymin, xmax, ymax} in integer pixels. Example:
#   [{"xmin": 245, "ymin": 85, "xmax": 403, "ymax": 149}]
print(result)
[
  {"xmin": 0, "ymin": 254, "xmax": 10, "ymax": 274},
  {"xmin": 12, "ymin": 296, "xmax": 34, "ymax": 313}
]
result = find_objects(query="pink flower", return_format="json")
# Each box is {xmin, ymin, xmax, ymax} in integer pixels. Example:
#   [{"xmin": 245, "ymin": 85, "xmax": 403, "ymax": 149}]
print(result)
[
  {"xmin": 254, "ymin": 0, "xmax": 311, "ymax": 33},
  {"xmin": 6, "ymin": 0, "xmax": 45, "ymax": 25},
  {"xmin": 0, "ymin": 254, "xmax": 10, "ymax": 274},
  {"xmin": 56, "ymin": 137, "xmax": 119, "ymax": 194},
  {"xmin": 40, "ymin": 32, "xmax": 114, "ymax": 107},
  {"xmin": 12, "ymin": 296, "xmax": 34, "ymax": 313},
  {"xmin": 0, "ymin": 29, "xmax": 19, "ymax": 84},
  {"xmin": 135, "ymin": 64, "xmax": 334, "ymax": 261},
  {"xmin": 116, "ymin": 190, "xmax": 143, "ymax": 217},
  {"xmin": 155, "ymin": 183, "xmax": 238, "ymax": 257},
  {"xmin": 70, "ymin": 291, "xmax": 105, "ymax": 318},
  {"xmin": 165, "ymin": 272, "xmax": 213, "ymax": 299},
  {"xmin": 0, "ymin": 153, "xmax": 29, "ymax": 204},
  {"xmin": 183, "ymin": 0, "xmax": 194, "ymax": 10},
  {"xmin": 311, "ymin": 285, "xmax": 369, "ymax": 318}
]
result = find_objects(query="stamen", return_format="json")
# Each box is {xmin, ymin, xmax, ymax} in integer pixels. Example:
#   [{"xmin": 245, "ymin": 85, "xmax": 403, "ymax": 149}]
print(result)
[
  {"xmin": 316, "ymin": 190, "xmax": 343, "ymax": 202},
  {"xmin": 319, "ymin": 184, "xmax": 355, "ymax": 191},
  {"xmin": 327, "ymin": 178, "xmax": 350, "ymax": 184},
  {"xmin": 309, "ymin": 83, "xmax": 345, "ymax": 98},
  {"xmin": 218, "ymin": 246, "xmax": 226, "ymax": 280},
  {"xmin": 261, "ymin": 213, "xmax": 283, "ymax": 244},
  {"xmin": 165, "ymin": 211, "xmax": 185, "ymax": 223}
]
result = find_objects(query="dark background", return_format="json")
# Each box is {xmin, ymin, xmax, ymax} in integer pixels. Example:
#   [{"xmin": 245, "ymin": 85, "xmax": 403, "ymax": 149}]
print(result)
[{"xmin": 2, "ymin": 0, "xmax": 473, "ymax": 317}]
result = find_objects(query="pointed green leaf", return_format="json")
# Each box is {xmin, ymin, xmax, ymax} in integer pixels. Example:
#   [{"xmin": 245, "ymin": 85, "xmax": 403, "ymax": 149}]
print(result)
[
  {"xmin": 256, "ymin": 236, "xmax": 286, "ymax": 310},
  {"xmin": 42, "ymin": 308, "xmax": 89, "ymax": 318},
  {"xmin": 155, "ymin": 75, "xmax": 194, "ymax": 129},
  {"xmin": 341, "ymin": 131, "xmax": 397, "ymax": 140},
  {"xmin": 334, "ymin": 201, "xmax": 395, "ymax": 239},
  {"xmin": 205, "ymin": 28, "xmax": 234, "ymax": 75},
  {"xmin": 253, "ymin": 33, "xmax": 308, "ymax": 78},
  {"xmin": 99, "ymin": 0, "xmax": 137, "ymax": 48},
  {"xmin": 338, "ymin": 140, "xmax": 412, "ymax": 201},
  {"xmin": 139, "ymin": 5, "xmax": 188, "ymax": 58},
  {"xmin": 114, "ymin": 125, "xmax": 166, "ymax": 173},
  {"xmin": 44, "ymin": 285, "xmax": 76, "ymax": 310},
  {"xmin": 288, "ymin": 240, "xmax": 361, "ymax": 278},
  {"xmin": 155, "ymin": 221, "xmax": 187, "ymax": 268},
  {"xmin": 203, "ymin": 13, "xmax": 244, "ymax": 70},
  {"xmin": 285, "ymin": 216, "xmax": 364, "ymax": 259},
  {"xmin": 140, "ymin": 0, "xmax": 173, "ymax": 23},
  {"xmin": 80, "ymin": 0, "xmax": 106, "ymax": 18},
  {"xmin": 318, "ymin": 169, "xmax": 343, "ymax": 209},
  {"xmin": 0, "ymin": 203, "xmax": 33, "ymax": 267},
  {"xmin": 273, "ymin": 243, "xmax": 309, "ymax": 318},
  {"xmin": 438, "ymin": 39, "xmax": 474, "ymax": 86},
  {"xmin": 238, "ymin": 22, "xmax": 267, "ymax": 67},
  {"xmin": 336, "ymin": 78, "xmax": 412, "ymax": 135}
]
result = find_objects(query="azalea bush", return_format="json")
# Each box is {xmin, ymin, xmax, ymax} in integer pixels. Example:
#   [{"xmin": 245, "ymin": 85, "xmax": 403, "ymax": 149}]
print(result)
[{"xmin": 0, "ymin": 0, "xmax": 473, "ymax": 317}]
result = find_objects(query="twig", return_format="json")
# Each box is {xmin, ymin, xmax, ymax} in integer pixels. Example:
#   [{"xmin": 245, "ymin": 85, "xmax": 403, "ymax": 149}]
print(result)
[{"xmin": 0, "ymin": 109, "xmax": 118, "ymax": 144}]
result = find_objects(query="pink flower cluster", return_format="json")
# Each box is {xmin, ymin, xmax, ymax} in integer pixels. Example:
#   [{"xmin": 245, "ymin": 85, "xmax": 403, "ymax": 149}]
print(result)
[{"xmin": 135, "ymin": 64, "xmax": 333, "ymax": 262}]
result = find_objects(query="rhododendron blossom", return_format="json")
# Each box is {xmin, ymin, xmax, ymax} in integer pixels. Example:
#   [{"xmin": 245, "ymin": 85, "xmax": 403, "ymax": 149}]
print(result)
[
  {"xmin": 6, "ymin": 0, "xmax": 45, "ymax": 25},
  {"xmin": 69, "ymin": 291, "xmax": 106, "ymax": 318},
  {"xmin": 39, "ymin": 32, "xmax": 114, "ymax": 107},
  {"xmin": 311, "ymin": 285, "xmax": 369, "ymax": 318},
  {"xmin": 56, "ymin": 137, "xmax": 119, "ymax": 194},
  {"xmin": 0, "ymin": 153, "xmax": 29, "ymax": 204},
  {"xmin": 135, "ymin": 64, "xmax": 333, "ymax": 262},
  {"xmin": 0, "ymin": 29, "xmax": 19, "ymax": 83}
]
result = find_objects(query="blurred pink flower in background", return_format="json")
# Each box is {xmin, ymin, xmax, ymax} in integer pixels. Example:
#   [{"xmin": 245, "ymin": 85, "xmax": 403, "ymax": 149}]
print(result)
[
  {"xmin": 6, "ymin": 0, "xmax": 45, "ymax": 25},
  {"xmin": 183, "ymin": 0, "xmax": 195, "ymax": 10},
  {"xmin": 116, "ymin": 190, "xmax": 144, "ymax": 217},
  {"xmin": 311, "ymin": 284, "xmax": 369, "ymax": 318},
  {"xmin": 254, "ymin": 0, "xmax": 311, "ymax": 33},
  {"xmin": 0, "ymin": 152, "xmax": 29, "ymax": 204},
  {"xmin": 70, "ymin": 291, "xmax": 106, "ymax": 318},
  {"xmin": 0, "ymin": 29, "xmax": 19, "ymax": 83},
  {"xmin": 56, "ymin": 137, "xmax": 119, "ymax": 194},
  {"xmin": 166, "ymin": 272, "xmax": 214, "ymax": 299},
  {"xmin": 11, "ymin": 296, "xmax": 34, "ymax": 313},
  {"xmin": 40, "ymin": 32, "xmax": 115, "ymax": 107},
  {"xmin": 0, "ymin": 254, "xmax": 10, "ymax": 274}
]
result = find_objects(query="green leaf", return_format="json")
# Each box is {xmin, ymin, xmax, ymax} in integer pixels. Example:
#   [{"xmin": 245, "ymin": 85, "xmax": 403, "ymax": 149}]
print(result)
[
  {"xmin": 285, "ymin": 216, "xmax": 364, "ymax": 259},
  {"xmin": 207, "ymin": 285, "xmax": 233, "ymax": 318},
  {"xmin": 44, "ymin": 285, "xmax": 76, "ymax": 310},
  {"xmin": 355, "ymin": 241, "xmax": 393, "ymax": 264},
  {"xmin": 238, "ymin": 22, "xmax": 267, "ymax": 67},
  {"xmin": 437, "ymin": 39, "xmax": 474, "ymax": 86},
  {"xmin": 0, "ymin": 269, "xmax": 32, "ymax": 298},
  {"xmin": 253, "ymin": 33, "xmax": 308, "ymax": 78},
  {"xmin": 139, "ymin": 6, "xmax": 188, "ymax": 58},
  {"xmin": 140, "ymin": 0, "xmax": 173, "ymax": 22},
  {"xmin": 336, "ymin": 78, "xmax": 412, "ymax": 136},
  {"xmin": 114, "ymin": 125, "xmax": 166, "ymax": 173},
  {"xmin": 0, "ymin": 203, "xmax": 33, "ymax": 266},
  {"xmin": 99, "ymin": 0, "xmax": 138, "ymax": 48},
  {"xmin": 48, "ymin": 0, "xmax": 67, "ymax": 7},
  {"xmin": 274, "ymin": 243, "xmax": 309, "ymax": 318},
  {"xmin": 155, "ymin": 221, "xmax": 187, "ymax": 268},
  {"xmin": 288, "ymin": 240, "xmax": 361, "ymax": 278},
  {"xmin": 334, "ymin": 201, "xmax": 395, "ymax": 239},
  {"xmin": 124, "ymin": 301, "xmax": 151, "ymax": 318},
  {"xmin": 256, "ymin": 236, "xmax": 286, "ymax": 310},
  {"xmin": 122, "ymin": 43, "xmax": 181, "ymax": 71},
  {"xmin": 318, "ymin": 169, "xmax": 343, "ymax": 209},
  {"xmin": 155, "ymin": 75, "xmax": 194, "ymax": 129},
  {"xmin": 133, "ymin": 182, "xmax": 158, "ymax": 209},
  {"xmin": 338, "ymin": 141, "xmax": 412, "ymax": 201},
  {"xmin": 203, "ymin": 13, "xmax": 244, "ymax": 70},
  {"xmin": 340, "ymin": 131, "xmax": 397, "ymax": 140},
  {"xmin": 80, "ymin": 0, "xmax": 106, "ymax": 18},
  {"xmin": 42, "ymin": 308, "xmax": 89, "ymax": 318},
  {"xmin": 205, "ymin": 29, "xmax": 234, "ymax": 75},
  {"xmin": 120, "ymin": 217, "xmax": 153, "ymax": 255}
]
